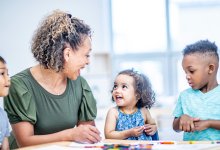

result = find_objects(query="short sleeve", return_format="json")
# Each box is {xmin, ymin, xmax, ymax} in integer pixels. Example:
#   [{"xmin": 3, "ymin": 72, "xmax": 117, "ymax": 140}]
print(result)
[
  {"xmin": 4, "ymin": 76, "xmax": 36, "ymax": 124},
  {"xmin": 78, "ymin": 77, "xmax": 97, "ymax": 121},
  {"xmin": 0, "ymin": 108, "xmax": 10, "ymax": 138},
  {"xmin": 3, "ymin": 110, "xmax": 10, "ymax": 137},
  {"xmin": 172, "ymin": 94, "xmax": 183, "ymax": 118}
]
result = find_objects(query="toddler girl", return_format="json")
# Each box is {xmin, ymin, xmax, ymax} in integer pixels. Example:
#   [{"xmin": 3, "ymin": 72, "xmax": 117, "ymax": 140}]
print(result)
[{"xmin": 104, "ymin": 69, "xmax": 157, "ymax": 140}]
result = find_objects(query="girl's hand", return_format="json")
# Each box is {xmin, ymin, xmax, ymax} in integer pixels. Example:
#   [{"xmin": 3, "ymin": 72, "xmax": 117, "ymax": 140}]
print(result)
[
  {"xmin": 144, "ymin": 124, "xmax": 157, "ymax": 136},
  {"xmin": 129, "ymin": 126, "xmax": 145, "ymax": 137}
]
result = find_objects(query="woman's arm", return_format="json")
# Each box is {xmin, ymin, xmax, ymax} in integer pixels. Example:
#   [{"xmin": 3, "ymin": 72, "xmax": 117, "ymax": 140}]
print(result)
[
  {"xmin": 77, "ymin": 120, "xmax": 96, "ymax": 126},
  {"xmin": 12, "ymin": 121, "xmax": 101, "ymax": 147}
]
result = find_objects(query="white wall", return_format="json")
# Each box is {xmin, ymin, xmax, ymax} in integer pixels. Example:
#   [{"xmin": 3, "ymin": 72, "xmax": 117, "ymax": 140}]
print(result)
[{"xmin": 0, "ymin": 0, "xmax": 111, "ymax": 76}]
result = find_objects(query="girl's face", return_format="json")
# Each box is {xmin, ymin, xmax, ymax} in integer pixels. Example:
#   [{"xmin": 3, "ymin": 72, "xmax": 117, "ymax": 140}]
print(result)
[
  {"xmin": 63, "ymin": 36, "xmax": 91, "ymax": 80},
  {"xmin": 112, "ymin": 74, "xmax": 137, "ymax": 108},
  {"xmin": 182, "ymin": 54, "xmax": 210, "ymax": 91},
  {"xmin": 0, "ymin": 61, "xmax": 10, "ymax": 96}
]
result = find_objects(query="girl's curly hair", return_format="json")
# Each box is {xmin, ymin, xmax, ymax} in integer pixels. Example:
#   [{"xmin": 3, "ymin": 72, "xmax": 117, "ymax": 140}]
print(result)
[
  {"xmin": 112, "ymin": 69, "xmax": 156, "ymax": 109},
  {"xmin": 31, "ymin": 10, "xmax": 91, "ymax": 72}
]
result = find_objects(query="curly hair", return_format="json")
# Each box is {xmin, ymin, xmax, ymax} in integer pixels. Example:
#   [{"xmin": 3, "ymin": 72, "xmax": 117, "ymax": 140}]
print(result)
[
  {"xmin": 183, "ymin": 39, "xmax": 219, "ymax": 62},
  {"xmin": 0, "ymin": 56, "xmax": 6, "ymax": 64},
  {"xmin": 112, "ymin": 69, "xmax": 156, "ymax": 109},
  {"xmin": 31, "ymin": 10, "xmax": 92, "ymax": 72}
]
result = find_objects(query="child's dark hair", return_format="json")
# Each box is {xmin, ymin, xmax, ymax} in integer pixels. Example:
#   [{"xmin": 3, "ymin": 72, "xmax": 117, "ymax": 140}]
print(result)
[
  {"xmin": 0, "ymin": 56, "xmax": 6, "ymax": 64},
  {"xmin": 183, "ymin": 39, "xmax": 219, "ymax": 62},
  {"xmin": 112, "ymin": 69, "xmax": 155, "ymax": 109}
]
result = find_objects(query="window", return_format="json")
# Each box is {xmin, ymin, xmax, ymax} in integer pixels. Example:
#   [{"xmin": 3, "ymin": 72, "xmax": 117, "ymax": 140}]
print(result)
[
  {"xmin": 170, "ymin": 0, "xmax": 220, "ymax": 50},
  {"xmin": 111, "ymin": 0, "xmax": 220, "ymax": 97},
  {"xmin": 112, "ymin": 0, "xmax": 167, "ymax": 54}
]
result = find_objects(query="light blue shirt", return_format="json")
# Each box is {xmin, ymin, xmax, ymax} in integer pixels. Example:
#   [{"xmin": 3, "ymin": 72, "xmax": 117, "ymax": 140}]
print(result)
[
  {"xmin": 173, "ymin": 85, "xmax": 220, "ymax": 140},
  {"xmin": 0, "ymin": 107, "xmax": 10, "ymax": 144}
]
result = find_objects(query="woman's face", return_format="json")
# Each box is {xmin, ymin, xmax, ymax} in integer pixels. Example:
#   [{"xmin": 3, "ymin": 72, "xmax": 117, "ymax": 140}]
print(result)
[
  {"xmin": 63, "ymin": 36, "xmax": 92, "ymax": 80},
  {"xmin": 0, "ymin": 61, "xmax": 10, "ymax": 96}
]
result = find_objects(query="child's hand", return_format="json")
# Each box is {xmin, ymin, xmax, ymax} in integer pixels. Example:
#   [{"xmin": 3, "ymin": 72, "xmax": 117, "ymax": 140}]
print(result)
[
  {"xmin": 129, "ymin": 126, "xmax": 145, "ymax": 137},
  {"xmin": 179, "ymin": 114, "xmax": 200, "ymax": 132},
  {"xmin": 144, "ymin": 124, "xmax": 157, "ymax": 136},
  {"xmin": 194, "ymin": 120, "xmax": 209, "ymax": 131}
]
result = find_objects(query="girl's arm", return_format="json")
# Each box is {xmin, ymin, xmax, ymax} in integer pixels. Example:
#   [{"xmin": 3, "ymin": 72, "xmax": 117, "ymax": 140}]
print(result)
[
  {"xmin": 141, "ymin": 108, "xmax": 157, "ymax": 135},
  {"xmin": 11, "ymin": 121, "xmax": 101, "ymax": 147},
  {"xmin": 104, "ymin": 107, "xmax": 143, "ymax": 139},
  {"xmin": 141, "ymin": 108, "xmax": 156, "ymax": 125},
  {"xmin": 1, "ymin": 137, "xmax": 9, "ymax": 150}
]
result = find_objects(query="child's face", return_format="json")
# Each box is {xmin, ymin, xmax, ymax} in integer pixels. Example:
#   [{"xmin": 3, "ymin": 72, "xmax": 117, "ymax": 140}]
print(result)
[
  {"xmin": 112, "ymin": 74, "xmax": 137, "ymax": 107},
  {"xmin": 0, "ymin": 61, "xmax": 10, "ymax": 96},
  {"xmin": 182, "ymin": 54, "xmax": 210, "ymax": 91}
]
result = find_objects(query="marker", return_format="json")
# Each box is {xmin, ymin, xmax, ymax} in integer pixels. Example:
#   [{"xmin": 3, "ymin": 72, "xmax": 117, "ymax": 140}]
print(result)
[{"xmin": 159, "ymin": 141, "xmax": 175, "ymax": 144}]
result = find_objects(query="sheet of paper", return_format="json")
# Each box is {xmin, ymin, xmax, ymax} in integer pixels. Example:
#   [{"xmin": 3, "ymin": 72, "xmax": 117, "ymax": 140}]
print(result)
[{"xmin": 68, "ymin": 142, "xmax": 104, "ymax": 149}]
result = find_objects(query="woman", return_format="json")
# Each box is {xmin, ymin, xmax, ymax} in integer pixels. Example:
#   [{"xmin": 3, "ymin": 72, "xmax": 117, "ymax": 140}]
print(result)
[{"xmin": 4, "ymin": 10, "xmax": 101, "ymax": 148}]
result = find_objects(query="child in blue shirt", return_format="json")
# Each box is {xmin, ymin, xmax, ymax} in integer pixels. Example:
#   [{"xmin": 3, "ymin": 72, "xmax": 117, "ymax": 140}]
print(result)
[
  {"xmin": 0, "ymin": 56, "xmax": 10, "ymax": 150},
  {"xmin": 104, "ymin": 69, "xmax": 158, "ymax": 140},
  {"xmin": 173, "ymin": 40, "xmax": 220, "ymax": 140}
]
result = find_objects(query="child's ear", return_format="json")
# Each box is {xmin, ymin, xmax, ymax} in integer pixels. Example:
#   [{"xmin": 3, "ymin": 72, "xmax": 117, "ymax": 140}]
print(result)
[
  {"xmin": 136, "ymin": 93, "xmax": 141, "ymax": 100},
  {"xmin": 63, "ymin": 48, "xmax": 71, "ymax": 62},
  {"xmin": 208, "ymin": 64, "xmax": 215, "ymax": 74}
]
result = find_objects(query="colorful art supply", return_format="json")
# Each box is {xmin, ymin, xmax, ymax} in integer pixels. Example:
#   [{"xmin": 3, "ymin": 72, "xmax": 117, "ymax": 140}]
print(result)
[{"xmin": 159, "ymin": 141, "xmax": 175, "ymax": 144}]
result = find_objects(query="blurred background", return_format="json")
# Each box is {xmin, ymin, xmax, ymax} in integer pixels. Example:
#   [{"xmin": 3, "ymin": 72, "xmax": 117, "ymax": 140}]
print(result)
[{"xmin": 1, "ymin": 0, "xmax": 220, "ymax": 140}]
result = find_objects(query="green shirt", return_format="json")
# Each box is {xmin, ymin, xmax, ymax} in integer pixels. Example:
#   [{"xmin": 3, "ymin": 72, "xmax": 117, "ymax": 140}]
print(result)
[{"xmin": 4, "ymin": 68, "xmax": 97, "ymax": 148}]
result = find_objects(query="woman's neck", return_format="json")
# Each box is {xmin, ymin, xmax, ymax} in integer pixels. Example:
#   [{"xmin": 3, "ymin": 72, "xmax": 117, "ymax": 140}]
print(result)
[{"xmin": 31, "ymin": 64, "xmax": 67, "ymax": 95}]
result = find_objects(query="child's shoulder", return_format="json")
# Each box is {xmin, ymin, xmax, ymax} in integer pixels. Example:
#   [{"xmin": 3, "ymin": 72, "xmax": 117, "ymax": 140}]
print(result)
[
  {"xmin": 106, "ymin": 106, "xmax": 119, "ymax": 118},
  {"xmin": 140, "ymin": 107, "xmax": 150, "ymax": 115},
  {"xmin": 107, "ymin": 106, "xmax": 119, "ymax": 114},
  {"xmin": 108, "ymin": 106, "xmax": 118, "ymax": 111}
]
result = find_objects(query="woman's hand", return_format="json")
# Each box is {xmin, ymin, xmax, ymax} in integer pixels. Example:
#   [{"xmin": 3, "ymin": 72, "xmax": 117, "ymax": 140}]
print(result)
[
  {"xmin": 144, "ymin": 124, "xmax": 157, "ymax": 136},
  {"xmin": 72, "ymin": 124, "xmax": 101, "ymax": 143}
]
